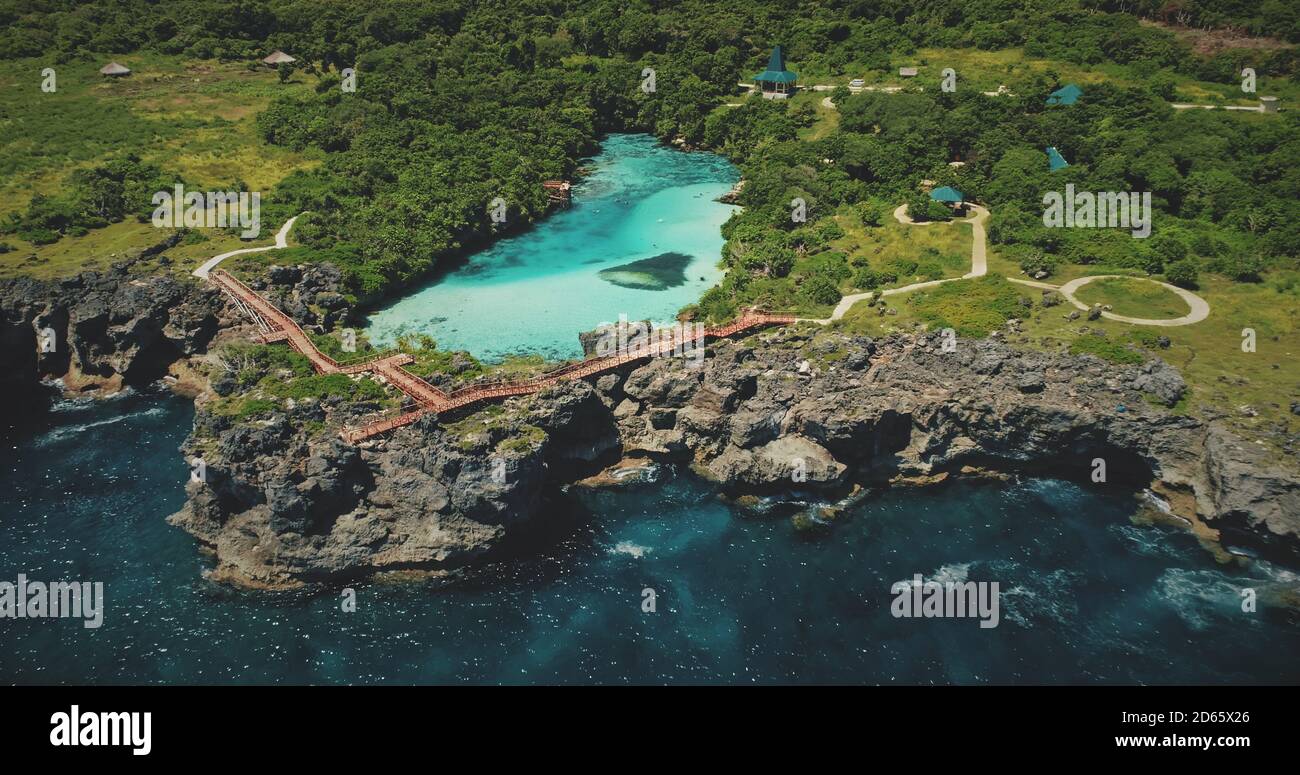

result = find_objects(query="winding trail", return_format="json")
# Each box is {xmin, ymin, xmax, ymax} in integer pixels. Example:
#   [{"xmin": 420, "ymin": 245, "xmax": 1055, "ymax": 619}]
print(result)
[
  {"xmin": 193, "ymin": 214, "xmax": 303, "ymax": 279},
  {"xmin": 1044, "ymin": 275, "xmax": 1209, "ymax": 327}
]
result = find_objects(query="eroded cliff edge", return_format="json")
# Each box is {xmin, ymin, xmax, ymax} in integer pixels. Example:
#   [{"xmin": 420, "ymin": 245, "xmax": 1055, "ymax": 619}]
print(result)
[{"xmin": 168, "ymin": 325, "xmax": 1300, "ymax": 589}]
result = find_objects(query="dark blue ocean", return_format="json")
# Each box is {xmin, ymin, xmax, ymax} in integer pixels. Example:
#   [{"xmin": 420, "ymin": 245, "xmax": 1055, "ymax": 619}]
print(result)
[{"xmin": 2, "ymin": 389, "xmax": 1297, "ymax": 685}]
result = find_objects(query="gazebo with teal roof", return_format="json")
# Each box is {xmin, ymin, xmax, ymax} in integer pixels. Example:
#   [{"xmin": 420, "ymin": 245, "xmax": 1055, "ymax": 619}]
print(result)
[
  {"xmin": 1046, "ymin": 146, "xmax": 1069, "ymax": 171},
  {"xmin": 753, "ymin": 45, "xmax": 798, "ymax": 99},
  {"xmin": 930, "ymin": 186, "xmax": 965, "ymax": 204},
  {"xmin": 1046, "ymin": 84, "xmax": 1083, "ymax": 106}
]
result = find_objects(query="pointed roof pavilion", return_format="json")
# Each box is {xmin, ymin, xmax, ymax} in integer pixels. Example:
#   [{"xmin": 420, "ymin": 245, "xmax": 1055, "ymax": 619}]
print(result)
[
  {"xmin": 1046, "ymin": 83, "xmax": 1083, "ymax": 105},
  {"xmin": 929, "ymin": 186, "xmax": 965, "ymax": 204},
  {"xmin": 753, "ymin": 45, "xmax": 798, "ymax": 95},
  {"xmin": 262, "ymin": 50, "xmax": 297, "ymax": 65},
  {"xmin": 99, "ymin": 61, "xmax": 131, "ymax": 76},
  {"xmin": 1046, "ymin": 146, "xmax": 1070, "ymax": 171}
]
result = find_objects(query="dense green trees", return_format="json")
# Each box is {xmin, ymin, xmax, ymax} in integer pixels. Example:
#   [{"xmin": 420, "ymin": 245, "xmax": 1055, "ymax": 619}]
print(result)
[
  {"xmin": 2, "ymin": 0, "xmax": 1295, "ymax": 309},
  {"xmin": 1, "ymin": 155, "xmax": 172, "ymax": 244}
]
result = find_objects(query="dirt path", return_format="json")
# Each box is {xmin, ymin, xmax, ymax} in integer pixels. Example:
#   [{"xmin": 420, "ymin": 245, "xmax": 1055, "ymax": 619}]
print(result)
[
  {"xmin": 803, "ymin": 204, "xmax": 989, "ymax": 323},
  {"xmin": 193, "ymin": 214, "xmax": 303, "ymax": 279},
  {"xmin": 804, "ymin": 202, "xmax": 1210, "ymax": 327}
]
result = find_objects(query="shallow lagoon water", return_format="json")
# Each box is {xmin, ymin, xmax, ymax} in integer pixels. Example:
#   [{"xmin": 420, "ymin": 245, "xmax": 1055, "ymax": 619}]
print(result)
[
  {"xmin": 364, "ymin": 134, "xmax": 738, "ymax": 363},
  {"xmin": 2, "ymin": 392, "xmax": 1298, "ymax": 685}
]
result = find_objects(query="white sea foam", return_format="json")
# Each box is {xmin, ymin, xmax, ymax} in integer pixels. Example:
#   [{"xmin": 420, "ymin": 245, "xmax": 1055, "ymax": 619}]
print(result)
[
  {"xmin": 611, "ymin": 541, "xmax": 651, "ymax": 558},
  {"xmin": 48, "ymin": 386, "xmax": 137, "ymax": 413},
  {"xmin": 37, "ymin": 407, "xmax": 165, "ymax": 445},
  {"xmin": 1141, "ymin": 489, "xmax": 1173, "ymax": 514},
  {"xmin": 1153, "ymin": 568, "xmax": 1255, "ymax": 631},
  {"xmin": 928, "ymin": 562, "xmax": 971, "ymax": 585},
  {"xmin": 990, "ymin": 563, "xmax": 1079, "ymax": 628},
  {"xmin": 1109, "ymin": 523, "xmax": 1180, "ymax": 560}
]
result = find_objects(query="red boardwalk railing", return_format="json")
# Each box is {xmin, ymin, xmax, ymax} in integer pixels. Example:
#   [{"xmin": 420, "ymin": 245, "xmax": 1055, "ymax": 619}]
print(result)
[{"xmin": 207, "ymin": 267, "xmax": 794, "ymax": 444}]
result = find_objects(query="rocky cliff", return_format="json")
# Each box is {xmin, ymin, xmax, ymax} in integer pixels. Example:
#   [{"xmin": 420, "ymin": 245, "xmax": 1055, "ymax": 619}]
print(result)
[
  {"xmin": 169, "ymin": 325, "xmax": 1300, "ymax": 588},
  {"xmin": 0, "ymin": 266, "xmax": 226, "ymax": 414}
]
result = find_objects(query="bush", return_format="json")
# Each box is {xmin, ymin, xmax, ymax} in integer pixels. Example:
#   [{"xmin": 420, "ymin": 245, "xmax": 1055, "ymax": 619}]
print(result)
[
  {"xmin": 1018, "ymin": 250, "xmax": 1060, "ymax": 279},
  {"xmin": 906, "ymin": 193, "xmax": 932, "ymax": 222},
  {"xmin": 1150, "ymin": 234, "xmax": 1188, "ymax": 264},
  {"xmin": 886, "ymin": 257, "xmax": 919, "ymax": 278},
  {"xmin": 800, "ymin": 274, "xmax": 842, "ymax": 306},
  {"xmin": 853, "ymin": 267, "xmax": 897, "ymax": 289},
  {"xmin": 925, "ymin": 200, "xmax": 952, "ymax": 222},
  {"xmin": 1216, "ymin": 254, "xmax": 1266, "ymax": 283},
  {"xmin": 1164, "ymin": 259, "xmax": 1199, "ymax": 289},
  {"xmin": 856, "ymin": 201, "xmax": 885, "ymax": 227}
]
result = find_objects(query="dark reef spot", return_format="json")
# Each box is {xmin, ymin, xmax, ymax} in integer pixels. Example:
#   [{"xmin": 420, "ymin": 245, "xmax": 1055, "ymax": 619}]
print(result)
[{"xmin": 597, "ymin": 252, "xmax": 692, "ymax": 291}]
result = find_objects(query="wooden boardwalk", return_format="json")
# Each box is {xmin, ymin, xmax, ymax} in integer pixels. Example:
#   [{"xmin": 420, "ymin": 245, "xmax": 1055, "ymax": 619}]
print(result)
[{"xmin": 207, "ymin": 268, "xmax": 794, "ymax": 443}]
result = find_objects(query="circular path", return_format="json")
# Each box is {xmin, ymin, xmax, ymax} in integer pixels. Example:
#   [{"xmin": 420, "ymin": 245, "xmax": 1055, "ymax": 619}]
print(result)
[
  {"xmin": 802, "ymin": 203, "xmax": 1209, "ymax": 327},
  {"xmin": 1052, "ymin": 275, "xmax": 1210, "ymax": 327}
]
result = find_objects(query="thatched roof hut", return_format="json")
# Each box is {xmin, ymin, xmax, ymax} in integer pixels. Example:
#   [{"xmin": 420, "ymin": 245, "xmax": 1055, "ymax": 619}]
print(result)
[
  {"xmin": 99, "ymin": 62, "xmax": 131, "ymax": 77},
  {"xmin": 262, "ymin": 51, "xmax": 296, "ymax": 65}
]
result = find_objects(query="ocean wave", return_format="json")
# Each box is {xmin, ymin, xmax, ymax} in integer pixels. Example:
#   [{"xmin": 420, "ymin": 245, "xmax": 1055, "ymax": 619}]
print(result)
[
  {"xmin": 1108, "ymin": 523, "xmax": 1182, "ymax": 560},
  {"xmin": 1153, "ymin": 568, "xmax": 1263, "ymax": 631},
  {"xmin": 47, "ymin": 386, "xmax": 137, "ymax": 413},
  {"xmin": 36, "ymin": 407, "xmax": 165, "ymax": 445},
  {"xmin": 927, "ymin": 562, "xmax": 971, "ymax": 585},
  {"xmin": 611, "ymin": 541, "xmax": 651, "ymax": 559},
  {"xmin": 985, "ymin": 563, "xmax": 1079, "ymax": 628}
]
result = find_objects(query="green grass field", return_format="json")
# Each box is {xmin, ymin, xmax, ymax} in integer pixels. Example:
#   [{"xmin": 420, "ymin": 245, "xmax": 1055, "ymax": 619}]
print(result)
[
  {"xmin": 0, "ymin": 52, "xmax": 320, "ymax": 279},
  {"xmin": 831, "ymin": 206, "xmax": 973, "ymax": 290},
  {"xmin": 1073, "ymin": 277, "xmax": 1192, "ymax": 318}
]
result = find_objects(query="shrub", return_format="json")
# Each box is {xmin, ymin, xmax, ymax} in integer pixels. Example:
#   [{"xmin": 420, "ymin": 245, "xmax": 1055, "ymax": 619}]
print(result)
[
  {"xmin": 886, "ymin": 257, "xmax": 919, "ymax": 278},
  {"xmin": 1217, "ymin": 253, "xmax": 1266, "ymax": 283},
  {"xmin": 1018, "ymin": 250, "xmax": 1060, "ymax": 279},
  {"xmin": 906, "ymin": 193, "xmax": 932, "ymax": 222},
  {"xmin": 800, "ymin": 274, "xmax": 842, "ymax": 305},
  {"xmin": 856, "ymin": 201, "xmax": 885, "ymax": 227},
  {"xmin": 1150, "ymin": 234, "xmax": 1188, "ymax": 264},
  {"xmin": 1164, "ymin": 259, "xmax": 1199, "ymax": 289},
  {"xmin": 925, "ymin": 201, "xmax": 952, "ymax": 222},
  {"xmin": 853, "ymin": 267, "xmax": 897, "ymax": 289}
]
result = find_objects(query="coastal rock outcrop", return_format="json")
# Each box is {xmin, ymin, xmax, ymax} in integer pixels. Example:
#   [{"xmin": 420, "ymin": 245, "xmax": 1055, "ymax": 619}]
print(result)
[
  {"xmin": 171, "ymin": 326, "xmax": 1299, "ymax": 588},
  {"xmin": 0, "ymin": 265, "xmax": 224, "ymax": 409}
]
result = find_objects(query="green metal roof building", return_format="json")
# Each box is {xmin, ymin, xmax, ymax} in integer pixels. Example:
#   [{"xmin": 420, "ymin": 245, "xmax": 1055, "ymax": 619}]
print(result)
[
  {"xmin": 1046, "ymin": 84, "xmax": 1083, "ymax": 105},
  {"xmin": 929, "ymin": 186, "xmax": 965, "ymax": 204},
  {"xmin": 1046, "ymin": 146, "xmax": 1069, "ymax": 171},
  {"xmin": 753, "ymin": 45, "xmax": 798, "ymax": 98}
]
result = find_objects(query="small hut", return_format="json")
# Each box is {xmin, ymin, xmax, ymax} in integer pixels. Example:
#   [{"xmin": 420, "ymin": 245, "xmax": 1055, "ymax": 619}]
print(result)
[
  {"xmin": 262, "ymin": 50, "xmax": 297, "ymax": 66},
  {"xmin": 1260, "ymin": 96, "xmax": 1279, "ymax": 113},
  {"xmin": 1046, "ymin": 146, "xmax": 1070, "ymax": 171},
  {"xmin": 99, "ymin": 62, "xmax": 131, "ymax": 77},
  {"xmin": 542, "ymin": 180, "xmax": 571, "ymax": 205},
  {"xmin": 752, "ymin": 45, "xmax": 798, "ymax": 99},
  {"xmin": 1046, "ymin": 84, "xmax": 1083, "ymax": 106},
  {"xmin": 899, "ymin": 67, "xmax": 918, "ymax": 78}
]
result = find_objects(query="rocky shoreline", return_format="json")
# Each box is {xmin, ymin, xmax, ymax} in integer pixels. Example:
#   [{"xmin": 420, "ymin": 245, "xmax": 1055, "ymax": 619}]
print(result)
[{"xmin": 6, "ymin": 266, "xmax": 1299, "ymax": 590}]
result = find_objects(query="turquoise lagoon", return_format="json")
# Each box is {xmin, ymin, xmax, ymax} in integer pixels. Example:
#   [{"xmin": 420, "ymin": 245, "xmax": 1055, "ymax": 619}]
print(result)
[{"xmin": 364, "ymin": 134, "xmax": 738, "ymax": 363}]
